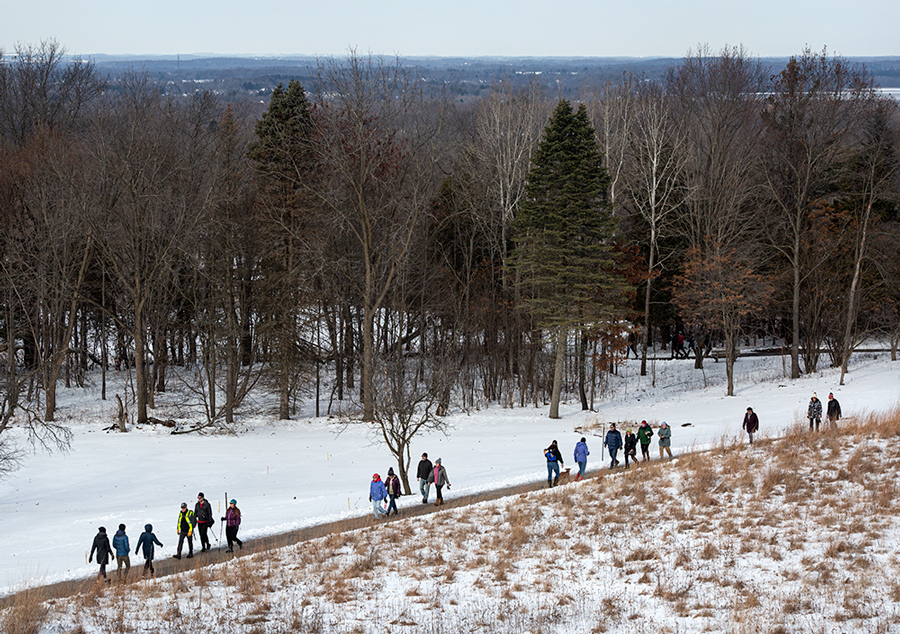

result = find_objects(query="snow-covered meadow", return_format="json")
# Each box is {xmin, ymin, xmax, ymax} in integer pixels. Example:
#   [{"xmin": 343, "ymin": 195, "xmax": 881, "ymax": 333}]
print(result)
[{"xmin": 0, "ymin": 348, "xmax": 897, "ymax": 602}]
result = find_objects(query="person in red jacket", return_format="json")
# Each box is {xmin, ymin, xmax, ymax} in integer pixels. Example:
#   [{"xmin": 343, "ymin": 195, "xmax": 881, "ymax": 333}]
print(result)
[{"xmin": 742, "ymin": 407, "xmax": 759, "ymax": 444}]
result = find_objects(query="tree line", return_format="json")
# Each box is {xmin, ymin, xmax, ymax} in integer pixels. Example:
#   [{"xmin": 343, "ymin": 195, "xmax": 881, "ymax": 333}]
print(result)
[{"xmin": 1, "ymin": 41, "xmax": 898, "ymax": 480}]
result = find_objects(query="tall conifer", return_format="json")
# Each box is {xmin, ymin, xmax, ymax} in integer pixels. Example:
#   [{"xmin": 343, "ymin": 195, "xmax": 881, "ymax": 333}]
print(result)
[{"xmin": 512, "ymin": 100, "xmax": 628, "ymax": 417}]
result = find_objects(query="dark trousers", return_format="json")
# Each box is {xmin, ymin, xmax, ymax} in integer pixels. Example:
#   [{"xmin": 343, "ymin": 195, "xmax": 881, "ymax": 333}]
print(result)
[
  {"xmin": 177, "ymin": 532, "xmax": 193, "ymax": 556},
  {"xmin": 197, "ymin": 523, "xmax": 210, "ymax": 548},
  {"xmin": 143, "ymin": 558, "xmax": 155, "ymax": 575},
  {"xmin": 435, "ymin": 484, "xmax": 444, "ymax": 502},
  {"xmin": 225, "ymin": 526, "xmax": 243, "ymax": 550}
]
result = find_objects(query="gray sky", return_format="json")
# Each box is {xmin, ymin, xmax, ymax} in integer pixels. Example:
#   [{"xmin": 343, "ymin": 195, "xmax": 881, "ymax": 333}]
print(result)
[{"xmin": 5, "ymin": 0, "xmax": 898, "ymax": 58}]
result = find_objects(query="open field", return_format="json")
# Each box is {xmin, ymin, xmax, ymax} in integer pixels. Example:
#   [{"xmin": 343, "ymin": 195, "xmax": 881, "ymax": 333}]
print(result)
[{"xmin": 7, "ymin": 405, "xmax": 900, "ymax": 633}]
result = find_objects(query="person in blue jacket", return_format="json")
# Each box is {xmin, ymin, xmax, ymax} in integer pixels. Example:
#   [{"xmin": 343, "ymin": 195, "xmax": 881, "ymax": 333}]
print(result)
[
  {"xmin": 544, "ymin": 440, "xmax": 564, "ymax": 487},
  {"xmin": 112, "ymin": 524, "xmax": 131, "ymax": 581},
  {"xmin": 573, "ymin": 437, "xmax": 590, "ymax": 481},
  {"xmin": 135, "ymin": 524, "xmax": 164, "ymax": 577},
  {"xmin": 369, "ymin": 473, "xmax": 389, "ymax": 519},
  {"xmin": 604, "ymin": 423, "xmax": 623, "ymax": 468}
]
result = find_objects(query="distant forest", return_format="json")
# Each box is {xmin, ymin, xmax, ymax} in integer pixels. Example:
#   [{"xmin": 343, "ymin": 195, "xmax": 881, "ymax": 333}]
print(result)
[
  {"xmin": 86, "ymin": 52, "xmax": 900, "ymax": 104},
  {"xmin": 0, "ymin": 41, "xmax": 898, "ymax": 468}
]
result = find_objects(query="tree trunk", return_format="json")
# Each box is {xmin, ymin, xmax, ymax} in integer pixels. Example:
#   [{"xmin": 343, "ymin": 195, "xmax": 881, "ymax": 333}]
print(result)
[
  {"xmin": 549, "ymin": 327, "xmax": 566, "ymax": 419},
  {"xmin": 839, "ymin": 201, "xmax": 871, "ymax": 386},
  {"xmin": 790, "ymin": 235, "xmax": 802, "ymax": 379},
  {"xmin": 362, "ymin": 305, "xmax": 375, "ymax": 421},
  {"xmin": 578, "ymin": 330, "xmax": 588, "ymax": 410}
]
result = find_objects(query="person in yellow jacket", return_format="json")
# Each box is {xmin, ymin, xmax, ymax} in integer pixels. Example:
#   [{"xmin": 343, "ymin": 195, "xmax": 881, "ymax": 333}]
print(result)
[{"xmin": 174, "ymin": 502, "xmax": 195, "ymax": 559}]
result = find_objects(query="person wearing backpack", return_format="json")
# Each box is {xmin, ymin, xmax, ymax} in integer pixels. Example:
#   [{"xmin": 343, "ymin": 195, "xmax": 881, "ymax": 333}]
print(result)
[{"xmin": 545, "ymin": 440, "xmax": 564, "ymax": 487}]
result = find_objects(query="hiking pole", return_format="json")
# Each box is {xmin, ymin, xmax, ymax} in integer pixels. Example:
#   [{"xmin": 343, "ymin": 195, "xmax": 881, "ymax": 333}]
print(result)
[{"xmin": 218, "ymin": 491, "xmax": 226, "ymax": 543}]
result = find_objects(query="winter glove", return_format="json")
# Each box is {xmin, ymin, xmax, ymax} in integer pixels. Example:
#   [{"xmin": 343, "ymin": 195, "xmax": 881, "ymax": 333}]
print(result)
[
  {"xmin": 221, "ymin": 517, "xmax": 226, "ymax": 522},
  {"xmin": 368, "ymin": 496, "xmax": 372, "ymax": 502},
  {"xmin": 88, "ymin": 557, "xmax": 92, "ymax": 563}
]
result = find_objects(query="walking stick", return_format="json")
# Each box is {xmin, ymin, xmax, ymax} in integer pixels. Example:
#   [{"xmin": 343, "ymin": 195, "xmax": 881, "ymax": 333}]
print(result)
[{"xmin": 218, "ymin": 492, "xmax": 226, "ymax": 543}]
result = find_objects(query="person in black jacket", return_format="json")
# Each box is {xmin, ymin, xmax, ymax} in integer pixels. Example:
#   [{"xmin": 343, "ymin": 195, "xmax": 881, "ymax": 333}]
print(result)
[
  {"xmin": 545, "ymin": 440, "xmax": 564, "ymax": 487},
  {"xmin": 826, "ymin": 393, "xmax": 842, "ymax": 428},
  {"xmin": 89, "ymin": 526, "xmax": 114, "ymax": 581},
  {"xmin": 623, "ymin": 429, "xmax": 638, "ymax": 468},
  {"xmin": 417, "ymin": 453, "xmax": 433, "ymax": 504},
  {"xmin": 743, "ymin": 407, "xmax": 759, "ymax": 444},
  {"xmin": 194, "ymin": 492, "xmax": 214, "ymax": 552}
]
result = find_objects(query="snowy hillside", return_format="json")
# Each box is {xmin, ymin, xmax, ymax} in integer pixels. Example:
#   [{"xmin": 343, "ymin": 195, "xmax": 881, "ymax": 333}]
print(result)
[
  {"xmin": 0, "ymin": 350, "xmax": 897, "ymax": 603},
  {"xmin": 7, "ymin": 404, "xmax": 900, "ymax": 633}
]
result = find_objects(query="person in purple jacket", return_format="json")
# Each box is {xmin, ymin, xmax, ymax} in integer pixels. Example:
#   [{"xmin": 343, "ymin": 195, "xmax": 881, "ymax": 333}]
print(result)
[
  {"xmin": 369, "ymin": 473, "xmax": 388, "ymax": 519},
  {"xmin": 221, "ymin": 499, "xmax": 243, "ymax": 552},
  {"xmin": 385, "ymin": 468, "xmax": 402, "ymax": 516},
  {"xmin": 573, "ymin": 437, "xmax": 590, "ymax": 481}
]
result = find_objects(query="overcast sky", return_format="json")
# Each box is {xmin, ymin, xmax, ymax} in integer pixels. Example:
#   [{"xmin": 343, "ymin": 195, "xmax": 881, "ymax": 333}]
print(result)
[{"xmin": 5, "ymin": 0, "xmax": 898, "ymax": 58}]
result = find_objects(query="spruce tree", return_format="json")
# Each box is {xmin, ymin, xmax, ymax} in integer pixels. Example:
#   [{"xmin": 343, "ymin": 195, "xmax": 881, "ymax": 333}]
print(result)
[
  {"xmin": 511, "ymin": 100, "xmax": 627, "ymax": 417},
  {"xmin": 248, "ymin": 80, "xmax": 317, "ymax": 419}
]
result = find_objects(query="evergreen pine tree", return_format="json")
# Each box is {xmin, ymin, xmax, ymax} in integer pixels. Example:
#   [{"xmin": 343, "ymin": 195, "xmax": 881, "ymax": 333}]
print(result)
[
  {"xmin": 511, "ymin": 100, "xmax": 629, "ymax": 418},
  {"xmin": 248, "ymin": 80, "xmax": 317, "ymax": 419}
]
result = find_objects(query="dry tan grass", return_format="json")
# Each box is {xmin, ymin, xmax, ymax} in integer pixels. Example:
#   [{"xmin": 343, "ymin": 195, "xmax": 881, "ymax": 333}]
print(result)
[
  {"xmin": 1, "ymin": 588, "xmax": 48, "ymax": 634},
  {"xmin": 25, "ymin": 405, "xmax": 900, "ymax": 634}
]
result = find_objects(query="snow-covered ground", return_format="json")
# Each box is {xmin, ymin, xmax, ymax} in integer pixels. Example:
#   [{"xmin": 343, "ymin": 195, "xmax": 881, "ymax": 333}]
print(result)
[{"xmin": 1, "ymin": 350, "xmax": 898, "ymax": 596}]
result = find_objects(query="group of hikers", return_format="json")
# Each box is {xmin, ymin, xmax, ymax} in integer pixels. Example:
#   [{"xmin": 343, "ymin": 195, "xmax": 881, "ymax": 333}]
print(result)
[
  {"xmin": 369, "ymin": 453, "xmax": 451, "ymax": 519},
  {"xmin": 89, "ymin": 391, "xmax": 846, "ymax": 580},
  {"xmin": 88, "ymin": 492, "xmax": 244, "ymax": 581},
  {"xmin": 545, "ymin": 419, "xmax": 674, "ymax": 483},
  {"xmin": 741, "ymin": 391, "xmax": 842, "ymax": 445}
]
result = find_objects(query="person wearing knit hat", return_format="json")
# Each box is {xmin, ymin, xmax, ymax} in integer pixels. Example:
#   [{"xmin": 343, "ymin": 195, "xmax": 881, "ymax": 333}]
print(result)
[
  {"xmin": 222, "ymin": 499, "xmax": 243, "ymax": 552},
  {"xmin": 428, "ymin": 458, "xmax": 451, "ymax": 506},
  {"xmin": 623, "ymin": 428, "xmax": 638, "ymax": 468},
  {"xmin": 385, "ymin": 467, "xmax": 401, "ymax": 516},
  {"xmin": 637, "ymin": 420, "xmax": 654, "ymax": 462},
  {"xmin": 89, "ymin": 526, "xmax": 113, "ymax": 581},
  {"xmin": 808, "ymin": 392, "xmax": 823, "ymax": 432},
  {"xmin": 658, "ymin": 422, "xmax": 673, "ymax": 459},
  {"xmin": 369, "ymin": 473, "xmax": 388, "ymax": 519},
  {"xmin": 826, "ymin": 392, "xmax": 842, "ymax": 429},
  {"xmin": 743, "ymin": 407, "xmax": 759, "ymax": 444}
]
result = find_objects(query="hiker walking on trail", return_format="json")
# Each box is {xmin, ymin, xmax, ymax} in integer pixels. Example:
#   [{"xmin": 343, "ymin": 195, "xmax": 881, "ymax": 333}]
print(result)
[
  {"xmin": 544, "ymin": 440, "xmax": 564, "ymax": 487},
  {"xmin": 743, "ymin": 407, "xmax": 759, "ymax": 444},
  {"xmin": 637, "ymin": 421, "xmax": 654, "ymax": 462},
  {"xmin": 369, "ymin": 473, "xmax": 388, "ymax": 519},
  {"xmin": 417, "ymin": 453, "xmax": 433, "ymax": 504},
  {"xmin": 623, "ymin": 429, "xmax": 638, "ymax": 468},
  {"xmin": 827, "ymin": 393, "xmax": 842, "ymax": 428},
  {"xmin": 604, "ymin": 424, "xmax": 623, "ymax": 468},
  {"xmin": 194, "ymin": 492, "xmax": 215, "ymax": 552},
  {"xmin": 89, "ymin": 526, "xmax": 113, "ymax": 581},
  {"xmin": 222, "ymin": 500, "xmax": 243, "ymax": 552},
  {"xmin": 808, "ymin": 393, "xmax": 823, "ymax": 432},
  {"xmin": 428, "ymin": 458, "xmax": 450, "ymax": 505},
  {"xmin": 174, "ymin": 502, "xmax": 195, "ymax": 559},
  {"xmin": 112, "ymin": 524, "xmax": 131, "ymax": 581},
  {"xmin": 574, "ymin": 437, "xmax": 590, "ymax": 481},
  {"xmin": 385, "ymin": 468, "xmax": 401, "ymax": 516},
  {"xmin": 135, "ymin": 524, "xmax": 163, "ymax": 577},
  {"xmin": 658, "ymin": 422, "xmax": 673, "ymax": 459}
]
